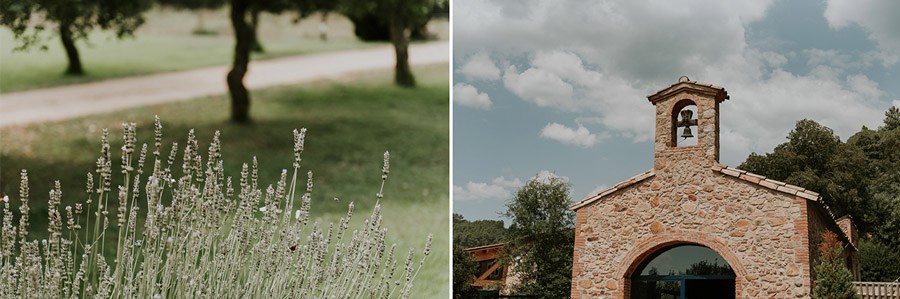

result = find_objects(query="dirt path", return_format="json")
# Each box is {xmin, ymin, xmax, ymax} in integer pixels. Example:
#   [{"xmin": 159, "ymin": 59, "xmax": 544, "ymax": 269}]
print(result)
[{"xmin": 0, "ymin": 41, "xmax": 448, "ymax": 127}]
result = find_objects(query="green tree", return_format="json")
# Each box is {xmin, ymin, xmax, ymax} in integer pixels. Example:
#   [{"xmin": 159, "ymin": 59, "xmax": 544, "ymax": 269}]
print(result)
[
  {"xmin": 0, "ymin": 0, "xmax": 152, "ymax": 75},
  {"xmin": 812, "ymin": 231, "xmax": 860, "ymax": 299},
  {"xmin": 452, "ymin": 244, "xmax": 479, "ymax": 298},
  {"xmin": 883, "ymin": 106, "xmax": 900, "ymax": 131},
  {"xmin": 739, "ymin": 119, "xmax": 874, "ymax": 232},
  {"xmin": 859, "ymin": 239, "xmax": 900, "ymax": 282},
  {"xmin": 342, "ymin": 0, "xmax": 439, "ymax": 87},
  {"xmin": 453, "ymin": 213, "xmax": 507, "ymax": 248},
  {"xmin": 452, "ymin": 214, "xmax": 507, "ymax": 298},
  {"xmin": 225, "ymin": 0, "xmax": 330, "ymax": 123},
  {"xmin": 502, "ymin": 175, "xmax": 574, "ymax": 298}
]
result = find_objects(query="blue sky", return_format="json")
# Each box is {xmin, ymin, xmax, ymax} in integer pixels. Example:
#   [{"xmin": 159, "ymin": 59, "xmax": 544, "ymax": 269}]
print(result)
[{"xmin": 452, "ymin": 0, "xmax": 900, "ymax": 222}]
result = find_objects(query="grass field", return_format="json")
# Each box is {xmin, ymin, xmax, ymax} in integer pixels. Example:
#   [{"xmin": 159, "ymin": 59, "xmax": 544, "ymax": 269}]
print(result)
[
  {"xmin": 0, "ymin": 8, "xmax": 449, "ymax": 93},
  {"xmin": 0, "ymin": 64, "xmax": 450, "ymax": 297}
]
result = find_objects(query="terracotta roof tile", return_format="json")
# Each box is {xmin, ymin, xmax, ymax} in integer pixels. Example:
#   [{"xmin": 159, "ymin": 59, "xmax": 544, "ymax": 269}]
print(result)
[{"xmin": 570, "ymin": 170, "xmax": 654, "ymax": 210}]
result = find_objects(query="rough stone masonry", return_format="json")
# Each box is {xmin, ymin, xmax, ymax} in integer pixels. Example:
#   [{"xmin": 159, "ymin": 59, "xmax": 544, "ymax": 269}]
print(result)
[{"xmin": 569, "ymin": 77, "xmax": 859, "ymax": 298}]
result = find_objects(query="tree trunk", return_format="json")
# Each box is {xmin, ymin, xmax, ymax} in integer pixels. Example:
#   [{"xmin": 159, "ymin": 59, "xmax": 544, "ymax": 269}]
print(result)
[
  {"xmin": 389, "ymin": 18, "xmax": 415, "ymax": 87},
  {"xmin": 250, "ymin": 8, "xmax": 264, "ymax": 53},
  {"xmin": 59, "ymin": 23, "xmax": 84, "ymax": 76},
  {"xmin": 193, "ymin": 10, "xmax": 207, "ymax": 34},
  {"xmin": 228, "ymin": 0, "xmax": 253, "ymax": 123}
]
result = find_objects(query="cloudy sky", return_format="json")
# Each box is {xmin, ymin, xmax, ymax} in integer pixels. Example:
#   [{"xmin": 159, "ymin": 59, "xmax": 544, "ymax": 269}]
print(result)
[{"xmin": 452, "ymin": 0, "xmax": 900, "ymax": 222}]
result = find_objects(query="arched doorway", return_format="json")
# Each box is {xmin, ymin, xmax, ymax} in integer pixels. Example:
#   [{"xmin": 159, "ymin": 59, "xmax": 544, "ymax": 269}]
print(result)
[{"xmin": 630, "ymin": 245, "xmax": 735, "ymax": 299}]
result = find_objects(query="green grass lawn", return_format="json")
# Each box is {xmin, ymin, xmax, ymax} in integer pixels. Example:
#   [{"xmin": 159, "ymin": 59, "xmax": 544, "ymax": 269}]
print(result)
[
  {"xmin": 0, "ymin": 7, "xmax": 447, "ymax": 93},
  {"xmin": 0, "ymin": 64, "xmax": 449, "ymax": 297}
]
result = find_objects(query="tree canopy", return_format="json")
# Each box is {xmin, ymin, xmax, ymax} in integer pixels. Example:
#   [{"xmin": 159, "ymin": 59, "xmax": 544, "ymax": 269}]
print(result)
[
  {"xmin": 342, "ymin": 0, "xmax": 442, "ymax": 87},
  {"xmin": 502, "ymin": 175, "xmax": 574, "ymax": 298},
  {"xmin": 451, "ymin": 214, "xmax": 508, "ymax": 297},
  {"xmin": 740, "ymin": 106, "xmax": 900, "ymax": 281},
  {"xmin": 1, "ymin": 0, "xmax": 153, "ymax": 75}
]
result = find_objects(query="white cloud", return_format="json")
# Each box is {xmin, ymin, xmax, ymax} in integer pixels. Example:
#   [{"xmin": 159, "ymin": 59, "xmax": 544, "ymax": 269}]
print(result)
[
  {"xmin": 539, "ymin": 122, "xmax": 605, "ymax": 148},
  {"xmin": 453, "ymin": 176, "xmax": 523, "ymax": 201},
  {"xmin": 453, "ymin": 83, "xmax": 493, "ymax": 110},
  {"xmin": 455, "ymin": 0, "xmax": 773, "ymax": 81},
  {"xmin": 824, "ymin": 0, "xmax": 900, "ymax": 66},
  {"xmin": 713, "ymin": 63, "xmax": 885, "ymax": 164},
  {"xmin": 504, "ymin": 51, "xmax": 655, "ymax": 141},
  {"xmin": 455, "ymin": 0, "xmax": 894, "ymax": 165},
  {"xmin": 503, "ymin": 65, "xmax": 575, "ymax": 109},
  {"xmin": 532, "ymin": 170, "xmax": 569, "ymax": 184},
  {"xmin": 587, "ymin": 185, "xmax": 610, "ymax": 197},
  {"xmin": 453, "ymin": 171, "xmax": 570, "ymax": 201},
  {"xmin": 457, "ymin": 52, "xmax": 502, "ymax": 81},
  {"xmin": 804, "ymin": 49, "xmax": 869, "ymax": 71}
]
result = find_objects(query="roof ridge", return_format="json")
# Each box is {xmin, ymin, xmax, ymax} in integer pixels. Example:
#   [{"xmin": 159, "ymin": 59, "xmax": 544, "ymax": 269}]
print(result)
[
  {"xmin": 714, "ymin": 164, "xmax": 820, "ymax": 200},
  {"xmin": 570, "ymin": 169, "xmax": 654, "ymax": 210}
]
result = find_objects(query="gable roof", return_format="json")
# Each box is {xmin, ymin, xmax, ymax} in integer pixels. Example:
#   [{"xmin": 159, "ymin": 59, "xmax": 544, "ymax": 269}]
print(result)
[
  {"xmin": 570, "ymin": 170, "xmax": 654, "ymax": 210},
  {"xmin": 647, "ymin": 79, "xmax": 730, "ymax": 104},
  {"xmin": 569, "ymin": 164, "xmax": 857, "ymax": 251}
]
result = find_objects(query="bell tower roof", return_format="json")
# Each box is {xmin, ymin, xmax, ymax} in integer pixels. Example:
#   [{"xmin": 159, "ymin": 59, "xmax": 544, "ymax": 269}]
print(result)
[{"xmin": 647, "ymin": 76, "xmax": 729, "ymax": 105}]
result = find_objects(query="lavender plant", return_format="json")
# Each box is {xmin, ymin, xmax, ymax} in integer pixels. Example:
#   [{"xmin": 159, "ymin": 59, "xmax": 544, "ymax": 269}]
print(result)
[{"xmin": 0, "ymin": 116, "xmax": 432, "ymax": 298}]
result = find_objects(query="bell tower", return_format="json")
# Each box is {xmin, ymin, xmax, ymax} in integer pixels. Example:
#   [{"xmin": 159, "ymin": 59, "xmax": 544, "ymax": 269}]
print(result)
[{"xmin": 646, "ymin": 76, "xmax": 729, "ymax": 171}]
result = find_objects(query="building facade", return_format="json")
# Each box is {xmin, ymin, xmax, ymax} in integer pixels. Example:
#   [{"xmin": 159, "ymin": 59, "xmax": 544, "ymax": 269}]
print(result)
[{"xmin": 569, "ymin": 77, "xmax": 858, "ymax": 298}]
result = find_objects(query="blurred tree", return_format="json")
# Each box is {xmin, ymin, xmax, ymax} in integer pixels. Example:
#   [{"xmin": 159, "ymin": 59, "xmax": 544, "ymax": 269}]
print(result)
[
  {"xmin": 225, "ymin": 0, "xmax": 333, "ymax": 123},
  {"xmin": 503, "ymin": 175, "xmax": 574, "ymax": 298},
  {"xmin": 156, "ymin": 0, "xmax": 225, "ymax": 35},
  {"xmin": 0, "ymin": 0, "xmax": 152, "ymax": 75},
  {"xmin": 346, "ymin": 0, "xmax": 447, "ymax": 42},
  {"xmin": 342, "ymin": 0, "xmax": 444, "ymax": 87}
]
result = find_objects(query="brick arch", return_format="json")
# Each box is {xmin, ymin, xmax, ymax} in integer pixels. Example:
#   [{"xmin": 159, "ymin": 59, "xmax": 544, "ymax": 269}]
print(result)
[{"xmin": 615, "ymin": 231, "xmax": 747, "ymax": 298}]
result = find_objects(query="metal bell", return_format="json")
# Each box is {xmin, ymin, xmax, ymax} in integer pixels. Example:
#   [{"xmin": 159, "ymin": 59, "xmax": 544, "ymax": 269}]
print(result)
[{"xmin": 681, "ymin": 127, "xmax": 694, "ymax": 139}]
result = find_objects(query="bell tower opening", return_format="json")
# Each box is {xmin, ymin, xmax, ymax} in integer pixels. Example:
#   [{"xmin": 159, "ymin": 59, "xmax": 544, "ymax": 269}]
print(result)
[
  {"xmin": 671, "ymin": 99, "xmax": 698, "ymax": 147},
  {"xmin": 647, "ymin": 76, "xmax": 728, "ymax": 169}
]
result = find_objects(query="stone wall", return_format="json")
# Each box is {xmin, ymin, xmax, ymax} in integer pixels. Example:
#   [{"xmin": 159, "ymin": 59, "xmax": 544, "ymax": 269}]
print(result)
[
  {"xmin": 571, "ymin": 166, "xmax": 813, "ymax": 298},
  {"xmin": 807, "ymin": 203, "xmax": 860, "ymax": 281}
]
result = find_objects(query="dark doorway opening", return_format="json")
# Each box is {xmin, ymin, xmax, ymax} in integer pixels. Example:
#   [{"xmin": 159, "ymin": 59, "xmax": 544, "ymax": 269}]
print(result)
[{"xmin": 630, "ymin": 245, "xmax": 736, "ymax": 299}]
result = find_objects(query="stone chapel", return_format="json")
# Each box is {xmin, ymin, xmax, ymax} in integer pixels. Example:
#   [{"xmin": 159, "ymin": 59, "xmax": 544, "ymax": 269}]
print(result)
[{"xmin": 569, "ymin": 77, "xmax": 859, "ymax": 298}]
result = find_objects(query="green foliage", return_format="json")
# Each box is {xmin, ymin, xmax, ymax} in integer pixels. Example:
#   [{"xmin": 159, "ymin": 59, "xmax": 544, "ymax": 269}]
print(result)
[
  {"xmin": 452, "ymin": 213, "xmax": 507, "ymax": 248},
  {"xmin": 0, "ymin": 0, "xmax": 153, "ymax": 74},
  {"xmin": 740, "ymin": 108, "xmax": 900, "ymax": 281},
  {"xmin": 503, "ymin": 175, "xmax": 574, "ymax": 299},
  {"xmin": 451, "ymin": 214, "xmax": 507, "ymax": 298},
  {"xmin": 341, "ymin": 0, "xmax": 441, "ymax": 86},
  {"xmin": 884, "ymin": 106, "xmax": 900, "ymax": 131},
  {"xmin": 452, "ymin": 244, "xmax": 479, "ymax": 298},
  {"xmin": 157, "ymin": 0, "xmax": 225, "ymax": 10},
  {"xmin": 812, "ymin": 231, "xmax": 860, "ymax": 299},
  {"xmin": 739, "ymin": 118, "xmax": 879, "ymax": 235},
  {"xmin": 859, "ymin": 239, "xmax": 900, "ymax": 282}
]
